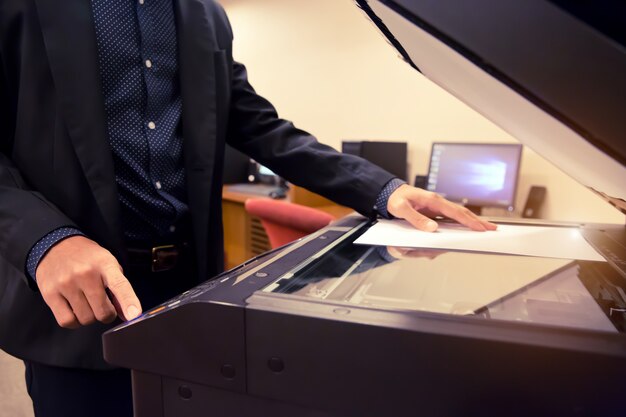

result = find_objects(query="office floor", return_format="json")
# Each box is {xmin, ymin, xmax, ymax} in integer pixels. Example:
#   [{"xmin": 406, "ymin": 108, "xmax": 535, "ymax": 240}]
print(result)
[{"xmin": 0, "ymin": 349, "xmax": 33, "ymax": 417}]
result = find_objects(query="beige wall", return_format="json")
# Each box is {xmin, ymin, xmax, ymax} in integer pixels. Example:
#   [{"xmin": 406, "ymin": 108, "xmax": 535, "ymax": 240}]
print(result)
[{"xmin": 220, "ymin": 0, "xmax": 623, "ymax": 224}]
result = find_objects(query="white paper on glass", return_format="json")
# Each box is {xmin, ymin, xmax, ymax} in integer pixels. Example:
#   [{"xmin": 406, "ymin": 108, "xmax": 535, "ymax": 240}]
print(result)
[{"xmin": 354, "ymin": 219, "xmax": 605, "ymax": 262}]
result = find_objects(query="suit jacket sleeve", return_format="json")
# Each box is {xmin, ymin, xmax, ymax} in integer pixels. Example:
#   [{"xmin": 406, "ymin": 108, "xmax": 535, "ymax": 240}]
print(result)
[
  {"xmin": 0, "ymin": 52, "xmax": 78, "ymax": 286},
  {"xmin": 225, "ymin": 60, "xmax": 396, "ymax": 217}
]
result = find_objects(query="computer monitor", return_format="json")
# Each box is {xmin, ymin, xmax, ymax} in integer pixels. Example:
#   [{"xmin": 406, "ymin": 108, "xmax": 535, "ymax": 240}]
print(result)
[
  {"xmin": 222, "ymin": 144, "xmax": 283, "ymax": 186},
  {"xmin": 257, "ymin": 164, "xmax": 277, "ymax": 181},
  {"xmin": 248, "ymin": 160, "xmax": 286, "ymax": 187},
  {"xmin": 426, "ymin": 143, "xmax": 523, "ymax": 213}
]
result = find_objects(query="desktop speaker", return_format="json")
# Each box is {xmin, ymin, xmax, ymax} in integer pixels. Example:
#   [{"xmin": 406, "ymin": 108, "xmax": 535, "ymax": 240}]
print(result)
[
  {"xmin": 522, "ymin": 186, "xmax": 546, "ymax": 218},
  {"xmin": 414, "ymin": 175, "xmax": 428, "ymax": 189}
]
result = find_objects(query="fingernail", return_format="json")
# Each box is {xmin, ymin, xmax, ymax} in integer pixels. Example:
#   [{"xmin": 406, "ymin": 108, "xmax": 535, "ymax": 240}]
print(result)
[
  {"xmin": 426, "ymin": 220, "xmax": 438, "ymax": 231},
  {"xmin": 126, "ymin": 305, "xmax": 139, "ymax": 320}
]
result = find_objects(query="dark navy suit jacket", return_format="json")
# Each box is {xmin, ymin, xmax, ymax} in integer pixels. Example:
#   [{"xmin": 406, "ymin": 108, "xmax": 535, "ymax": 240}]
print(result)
[{"xmin": 0, "ymin": 0, "xmax": 394, "ymax": 368}]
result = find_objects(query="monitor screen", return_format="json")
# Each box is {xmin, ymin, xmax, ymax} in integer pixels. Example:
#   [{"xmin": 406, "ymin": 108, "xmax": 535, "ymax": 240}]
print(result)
[
  {"xmin": 426, "ymin": 143, "xmax": 522, "ymax": 210},
  {"xmin": 248, "ymin": 160, "xmax": 282, "ymax": 185},
  {"xmin": 258, "ymin": 165, "xmax": 277, "ymax": 177}
]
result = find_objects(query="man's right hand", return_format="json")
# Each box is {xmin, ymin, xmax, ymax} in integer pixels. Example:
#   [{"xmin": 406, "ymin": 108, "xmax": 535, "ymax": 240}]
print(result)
[{"xmin": 36, "ymin": 236, "xmax": 142, "ymax": 329}]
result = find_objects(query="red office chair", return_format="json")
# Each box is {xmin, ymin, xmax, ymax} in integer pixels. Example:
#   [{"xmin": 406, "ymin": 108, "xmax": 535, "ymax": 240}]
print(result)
[{"xmin": 244, "ymin": 199, "xmax": 336, "ymax": 249}]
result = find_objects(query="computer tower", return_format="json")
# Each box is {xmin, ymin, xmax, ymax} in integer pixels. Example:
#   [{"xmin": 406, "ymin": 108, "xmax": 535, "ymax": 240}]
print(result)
[
  {"xmin": 522, "ymin": 185, "xmax": 547, "ymax": 218},
  {"xmin": 341, "ymin": 141, "xmax": 408, "ymax": 181}
]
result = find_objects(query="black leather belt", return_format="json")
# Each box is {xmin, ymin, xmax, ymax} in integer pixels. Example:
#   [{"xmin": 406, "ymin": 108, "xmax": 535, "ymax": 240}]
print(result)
[{"xmin": 127, "ymin": 242, "xmax": 189, "ymax": 273}]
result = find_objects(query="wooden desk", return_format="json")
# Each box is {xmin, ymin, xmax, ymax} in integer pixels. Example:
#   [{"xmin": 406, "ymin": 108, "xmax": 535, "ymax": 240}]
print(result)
[
  {"xmin": 222, "ymin": 187, "xmax": 272, "ymax": 270},
  {"xmin": 221, "ymin": 185, "xmax": 353, "ymax": 269}
]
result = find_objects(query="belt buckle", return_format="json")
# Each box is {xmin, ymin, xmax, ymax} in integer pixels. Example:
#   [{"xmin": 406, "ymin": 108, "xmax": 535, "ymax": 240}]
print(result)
[{"xmin": 151, "ymin": 245, "xmax": 179, "ymax": 272}]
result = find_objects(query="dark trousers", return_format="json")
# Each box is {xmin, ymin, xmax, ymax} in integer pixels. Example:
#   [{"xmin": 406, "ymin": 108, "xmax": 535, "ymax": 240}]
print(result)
[
  {"xmin": 24, "ymin": 361, "xmax": 133, "ymax": 417},
  {"xmin": 24, "ymin": 249, "xmax": 199, "ymax": 417}
]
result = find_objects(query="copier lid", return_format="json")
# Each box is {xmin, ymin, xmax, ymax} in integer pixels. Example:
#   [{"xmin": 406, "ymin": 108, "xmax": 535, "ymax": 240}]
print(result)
[{"xmin": 356, "ymin": 0, "xmax": 626, "ymax": 213}]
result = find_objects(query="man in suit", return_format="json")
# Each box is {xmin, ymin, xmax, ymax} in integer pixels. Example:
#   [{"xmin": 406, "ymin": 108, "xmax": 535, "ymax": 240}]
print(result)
[{"xmin": 0, "ymin": 0, "xmax": 495, "ymax": 415}]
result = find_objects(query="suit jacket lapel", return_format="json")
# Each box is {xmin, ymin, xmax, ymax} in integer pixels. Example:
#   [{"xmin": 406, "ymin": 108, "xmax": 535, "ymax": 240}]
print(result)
[
  {"xmin": 34, "ymin": 0, "xmax": 124, "ymax": 255},
  {"xmin": 175, "ymin": 0, "xmax": 220, "ymax": 278},
  {"xmin": 176, "ymin": 0, "xmax": 219, "ymax": 170}
]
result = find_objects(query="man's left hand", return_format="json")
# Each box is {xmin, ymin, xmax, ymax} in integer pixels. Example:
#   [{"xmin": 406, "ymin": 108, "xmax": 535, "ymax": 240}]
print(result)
[{"xmin": 387, "ymin": 184, "xmax": 497, "ymax": 232}]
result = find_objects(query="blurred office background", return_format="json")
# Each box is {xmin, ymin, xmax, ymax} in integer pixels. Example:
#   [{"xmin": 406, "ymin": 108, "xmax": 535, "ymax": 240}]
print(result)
[
  {"xmin": 0, "ymin": 349, "xmax": 31, "ymax": 417},
  {"xmin": 221, "ymin": 0, "xmax": 622, "ymax": 223}
]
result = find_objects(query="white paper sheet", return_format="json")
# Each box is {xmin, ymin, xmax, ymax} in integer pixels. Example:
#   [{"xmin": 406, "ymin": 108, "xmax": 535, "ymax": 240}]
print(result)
[{"xmin": 354, "ymin": 219, "xmax": 605, "ymax": 262}]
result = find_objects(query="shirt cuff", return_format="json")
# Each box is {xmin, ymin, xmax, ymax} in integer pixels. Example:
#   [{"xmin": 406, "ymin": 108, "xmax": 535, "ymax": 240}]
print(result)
[
  {"xmin": 373, "ymin": 178, "xmax": 406, "ymax": 219},
  {"xmin": 26, "ymin": 227, "xmax": 85, "ymax": 281}
]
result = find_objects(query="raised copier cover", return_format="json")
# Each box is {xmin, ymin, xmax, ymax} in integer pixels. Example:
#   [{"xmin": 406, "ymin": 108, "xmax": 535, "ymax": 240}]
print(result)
[{"xmin": 357, "ymin": 0, "xmax": 626, "ymax": 213}]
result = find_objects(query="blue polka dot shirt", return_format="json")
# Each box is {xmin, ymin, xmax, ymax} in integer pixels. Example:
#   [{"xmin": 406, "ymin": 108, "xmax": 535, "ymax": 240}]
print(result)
[
  {"xmin": 25, "ymin": 0, "xmax": 405, "ymax": 281},
  {"xmin": 90, "ymin": 0, "xmax": 188, "ymax": 240},
  {"xmin": 27, "ymin": 0, "xmax": 185, "ymax": 279}
]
